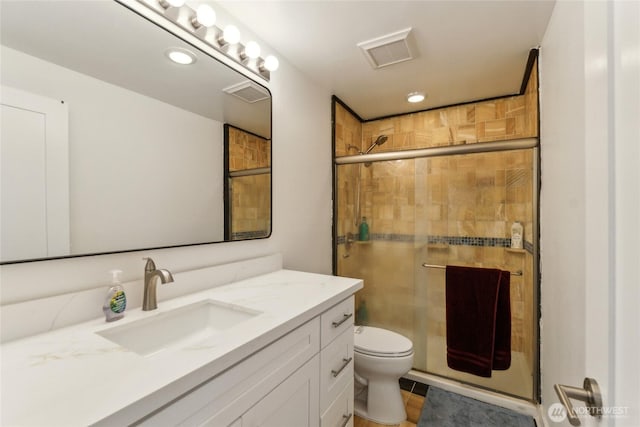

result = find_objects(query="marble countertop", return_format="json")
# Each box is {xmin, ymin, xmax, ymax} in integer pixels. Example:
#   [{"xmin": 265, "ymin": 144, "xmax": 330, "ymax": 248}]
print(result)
[{"xmin": 0, "ymin": 269, "xmax": 362, "ymax": 426}]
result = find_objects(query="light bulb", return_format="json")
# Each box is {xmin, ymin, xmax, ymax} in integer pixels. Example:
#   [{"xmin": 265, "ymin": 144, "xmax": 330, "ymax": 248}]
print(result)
[
  {"xmin": 263, "ymin": 55, "xmax": 279, "ymax": 72},
  {"xmin": 159, "ymin": 0, "xmax": 185, "ymax": 8},
  {"xmin": 407, "ymin": 92, "xmax": 426, "ymax": 103},
  {"xmin": 195, "ymin": 4, "xmax": 216, "ymax": 27},
  {"xmin": 223, "ymin": 25, "xmax": 241, "ymax": 45},
  {"xmin": 244, "ymin": 41, "xmax": 261, "ymax": 59}
]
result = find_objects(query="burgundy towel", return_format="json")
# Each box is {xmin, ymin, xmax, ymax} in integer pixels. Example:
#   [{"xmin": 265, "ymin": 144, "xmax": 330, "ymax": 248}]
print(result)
[{"xmin": 445, "ymin": 266, "xmax": 511, "ymax": 377}]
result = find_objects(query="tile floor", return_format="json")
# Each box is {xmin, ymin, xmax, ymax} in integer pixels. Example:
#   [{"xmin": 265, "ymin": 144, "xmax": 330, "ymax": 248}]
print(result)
[{"xmin": 354, "ymin": 389, "xmax": 426, "ymax": 427}]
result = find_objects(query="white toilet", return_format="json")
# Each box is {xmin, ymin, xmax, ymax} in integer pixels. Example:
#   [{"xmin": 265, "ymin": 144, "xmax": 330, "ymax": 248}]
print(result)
[{"xmin": 353, "ymin": 326, "xmax": 414, "ymax": 425}]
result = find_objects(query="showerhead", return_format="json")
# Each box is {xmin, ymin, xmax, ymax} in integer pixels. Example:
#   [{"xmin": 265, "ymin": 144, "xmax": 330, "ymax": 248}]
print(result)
[
  {"xmin": 375, "ymin": 134, "xmax": 388, "ymax": 145},
  {"xmin": 364, "ymin": 135, "xmax": 388, "ymax": 154}
]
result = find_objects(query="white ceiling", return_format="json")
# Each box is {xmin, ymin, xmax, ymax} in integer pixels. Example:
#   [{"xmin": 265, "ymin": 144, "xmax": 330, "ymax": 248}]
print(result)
[{"xmin": 218, "ymin": 0, "xmax": 556, "ymax": 119}]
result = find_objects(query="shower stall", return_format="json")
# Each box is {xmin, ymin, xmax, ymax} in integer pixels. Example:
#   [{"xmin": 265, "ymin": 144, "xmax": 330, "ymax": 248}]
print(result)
[{"xmin": 334, "ymin": 135, "xmax": 539, "ymax": 401}]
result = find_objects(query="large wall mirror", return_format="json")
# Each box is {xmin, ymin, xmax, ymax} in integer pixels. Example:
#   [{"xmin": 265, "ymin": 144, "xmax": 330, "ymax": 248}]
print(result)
[{"xmin": 0, "ymin": 0, "xmax": 272, "ymax": 264}]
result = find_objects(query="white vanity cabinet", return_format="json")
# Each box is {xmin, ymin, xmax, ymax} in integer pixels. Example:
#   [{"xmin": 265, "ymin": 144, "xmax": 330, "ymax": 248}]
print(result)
[
  {"xmin": 133, "ymin": 296, "xmax": 355, "ymax": 427},
  {"xmin": 0, "ymin": 265, "xmax": 363, "ymax": 426}
]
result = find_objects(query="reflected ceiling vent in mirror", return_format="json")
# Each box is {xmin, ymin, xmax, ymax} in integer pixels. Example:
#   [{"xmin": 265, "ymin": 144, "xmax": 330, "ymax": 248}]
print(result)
[
  {"xmin": 358, "ymin": 28, "xmax": 414, "ymax": 69},
  {"xmin": 223, "ymin": 81, "xmax": 270, "ymax": 103}
]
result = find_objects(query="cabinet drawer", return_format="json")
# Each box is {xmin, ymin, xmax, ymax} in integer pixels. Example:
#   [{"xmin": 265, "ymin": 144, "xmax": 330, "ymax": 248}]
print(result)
[
  {"xmin": 320, "ymin": 327, "xmax": 353, "ymax": 413},
  {"xmin": 320, "ymin": 296, "xmax": 354, "ymax": 348},
  {"xmin": 321, "ymin": 381, "xmax": 354, "ymax": 427}
]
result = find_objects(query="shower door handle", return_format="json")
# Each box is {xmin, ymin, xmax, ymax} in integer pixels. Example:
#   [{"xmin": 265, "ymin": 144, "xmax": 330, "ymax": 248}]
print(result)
[{"xmin": 554, "ymin": 378, "xmax": 603, "ymax": 426}]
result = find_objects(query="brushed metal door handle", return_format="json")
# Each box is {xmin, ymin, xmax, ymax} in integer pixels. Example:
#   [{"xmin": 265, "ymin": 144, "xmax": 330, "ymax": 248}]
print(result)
[{"xmin": 554, "ymin": 378, "xmax": 603, "ymax": 426}]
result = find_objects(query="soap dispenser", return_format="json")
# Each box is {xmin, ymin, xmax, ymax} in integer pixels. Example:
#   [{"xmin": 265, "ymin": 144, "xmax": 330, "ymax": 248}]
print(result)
[{"xmin": 103, "ymin": 270, "xmax": 126, "ymax": 322}]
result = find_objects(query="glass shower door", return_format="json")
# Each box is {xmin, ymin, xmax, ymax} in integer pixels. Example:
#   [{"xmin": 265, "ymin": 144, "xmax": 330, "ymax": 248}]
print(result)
[
  {"xmin": 413, "ymin": 149, "xmax": 535, "ymax": 399},
  {"xmin": 335, "ymin": 147, "xmax": 537, "ymax": 400}
]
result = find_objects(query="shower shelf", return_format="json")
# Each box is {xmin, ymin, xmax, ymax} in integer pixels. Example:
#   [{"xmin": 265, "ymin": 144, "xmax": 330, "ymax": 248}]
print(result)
[{"xmin": 505, "ymin": 248, "xmax": 526, "ymax": 254}]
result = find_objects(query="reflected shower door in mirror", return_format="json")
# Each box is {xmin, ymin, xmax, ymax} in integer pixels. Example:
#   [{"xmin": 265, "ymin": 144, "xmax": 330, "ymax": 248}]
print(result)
[
  {"xmin": 224, "ymin": 125, "xmax": 272, "ymax": 240},
  {"xmin": 0, "ymin": 0, "xmax": 272, "ymax": 263}
]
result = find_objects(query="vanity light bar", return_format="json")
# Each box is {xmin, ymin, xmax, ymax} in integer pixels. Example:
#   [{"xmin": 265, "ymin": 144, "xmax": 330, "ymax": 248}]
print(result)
[{"xmin": 138, "ymin": 0, "xmax": 277, "ymax": 81}]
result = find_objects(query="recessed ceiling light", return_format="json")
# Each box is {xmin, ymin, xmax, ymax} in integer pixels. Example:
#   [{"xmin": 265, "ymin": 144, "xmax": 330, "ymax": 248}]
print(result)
[
  {"xmin": 165, "ymin": 48, "xmax": 197, "ymax": 65},
  {"xmin": 407, "ymin": 92, "xmax": 426, "ymax": 103}
]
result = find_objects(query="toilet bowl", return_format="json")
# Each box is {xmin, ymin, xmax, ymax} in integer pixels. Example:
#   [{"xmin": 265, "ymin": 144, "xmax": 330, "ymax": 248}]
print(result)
[{"xmin": 353, "ymin": 326, "xmax": 414, "ymax": 425}]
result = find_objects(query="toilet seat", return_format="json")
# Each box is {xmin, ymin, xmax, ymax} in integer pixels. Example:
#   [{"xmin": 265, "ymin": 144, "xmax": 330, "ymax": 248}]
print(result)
[{"xmin": 354, "ymin": 326, "xmax": 413, "ymax": 358}]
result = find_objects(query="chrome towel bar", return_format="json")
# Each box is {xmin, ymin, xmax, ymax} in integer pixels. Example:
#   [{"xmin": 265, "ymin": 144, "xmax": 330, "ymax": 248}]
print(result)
[{"xmin": 422, "ymin": 263, "xmax": 523, "ymax": 276}]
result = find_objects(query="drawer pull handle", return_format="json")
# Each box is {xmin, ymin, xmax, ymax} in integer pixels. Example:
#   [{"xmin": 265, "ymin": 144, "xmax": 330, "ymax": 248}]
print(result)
[
  {"xmin": 331, "ymin": 357, "xmax": 353, "ymax": 378},
  {"xmin": 340, "ymin": 413, "xmax": 353, "ymax": 427},
  {"xmin": 332, "ymin": 313, "xmax": 353, "ymax": 328}
]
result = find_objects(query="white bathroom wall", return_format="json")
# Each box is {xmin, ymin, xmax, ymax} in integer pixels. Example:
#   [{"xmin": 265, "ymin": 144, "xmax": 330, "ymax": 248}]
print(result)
[
  {"xmin": 269, "ymin": 60, "xmax": 333, "ymax": 274},
  {"xmin": 0, "ymin": 4, "xmax": 332, "ymax": 307},
  {"xmin": 540, "ymin": 0, "xmax": 587, "ymax": 415},
  {"xmin": 0, "ymin": 46, "xmax": 224, "ymax": 254}
]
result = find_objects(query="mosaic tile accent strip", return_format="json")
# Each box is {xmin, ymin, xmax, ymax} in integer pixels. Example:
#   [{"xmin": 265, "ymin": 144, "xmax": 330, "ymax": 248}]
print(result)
[
  {"xmin": 427, "ymin": 235, "xmax": 512, "ymax": 248},
  {"xmin": 337, "ymin": 233, "xmax": 534, "ymax": 254},
  {"xmin": 524, "ymin": 240, "xmax": 534, "ymax": 254}
]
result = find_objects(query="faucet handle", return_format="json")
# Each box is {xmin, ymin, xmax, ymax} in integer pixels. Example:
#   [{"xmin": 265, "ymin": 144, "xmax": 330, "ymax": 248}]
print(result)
[{"xmin": 143, "ymin": 257, "xmax": 156, "ymax": 271}]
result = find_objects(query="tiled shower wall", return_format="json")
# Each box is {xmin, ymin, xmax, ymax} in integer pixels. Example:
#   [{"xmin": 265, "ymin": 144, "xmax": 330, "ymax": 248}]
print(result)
[
  {"xmin": 228, "ymin": 126, "xmax": 271, "ymax": 239},
  {"xmin": 335, "ymin": 62, "xmax": 538, "ymax": 397},
  {"xmin": 228, "ymin": 126, "xmax": 271, "ymax": 172},
  {"xmin": 335, "ymin": 65, "xmax": 538, "ymax": 241}
]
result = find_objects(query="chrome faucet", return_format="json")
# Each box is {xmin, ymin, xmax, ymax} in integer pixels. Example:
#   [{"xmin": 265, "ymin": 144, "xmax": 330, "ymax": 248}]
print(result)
[{"xmin": 142, "ymin": 257, "xmax": 174, "ymax": 311}]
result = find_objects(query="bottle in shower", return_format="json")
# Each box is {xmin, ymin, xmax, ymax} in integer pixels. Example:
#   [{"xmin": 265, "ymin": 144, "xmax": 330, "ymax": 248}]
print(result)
[
  {"xmin": 359, "ymin": 217, "xmax": 369, "ymax": 241},
  {"xmin": 356, "ymin": 299, "xmax": 369, "ymax": 325},
  {"xmin": 511, "ymin": 221, "xmax": 523, "ymax": 249}
]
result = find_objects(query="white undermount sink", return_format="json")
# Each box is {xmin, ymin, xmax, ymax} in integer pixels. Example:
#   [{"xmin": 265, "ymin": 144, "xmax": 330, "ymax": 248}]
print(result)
[{"xmin": 97, "ymin": 299, "xmax": 261, "ymax": 356}]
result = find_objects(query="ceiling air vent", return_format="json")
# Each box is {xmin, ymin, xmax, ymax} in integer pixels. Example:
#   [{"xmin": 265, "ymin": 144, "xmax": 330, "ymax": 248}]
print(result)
[
  {"xmin": 223, "ymin": 80, "xmax": 270, "ymax": 103},
  {"xmin": 357, "ymin": 28, "xmax": 414, "ymax": 69}
]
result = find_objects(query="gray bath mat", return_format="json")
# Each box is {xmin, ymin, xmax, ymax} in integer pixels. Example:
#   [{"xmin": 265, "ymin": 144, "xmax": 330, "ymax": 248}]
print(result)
[{"xmin": 418, "ymin": 386, "xmax": 536, "ymax": 427}]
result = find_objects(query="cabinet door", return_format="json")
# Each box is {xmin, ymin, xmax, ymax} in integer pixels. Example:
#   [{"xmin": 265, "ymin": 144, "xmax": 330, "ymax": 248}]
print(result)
[
  {"xmin": 138, "ymin": 319, "xmax": 319, "ymax": 427},
  {"xmin": 242, "ymin": 354, "xmax": 320, "ymax": 427},
  {"xmin": 321, "ymin": 381, "xmax": 353, "ymax": 427}
]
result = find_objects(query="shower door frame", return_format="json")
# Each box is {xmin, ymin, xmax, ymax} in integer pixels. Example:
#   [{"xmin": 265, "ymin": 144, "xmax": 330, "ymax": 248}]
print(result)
[{"xmin": 332, "ymin": 137, "xmax": 541, "ymax": 403}]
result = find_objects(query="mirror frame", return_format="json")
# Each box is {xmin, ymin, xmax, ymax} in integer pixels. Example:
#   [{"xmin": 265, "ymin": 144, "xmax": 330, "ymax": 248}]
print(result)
[{"xmin": 0, "ymin": 0, "xmax": 273, "ymax": 265}]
